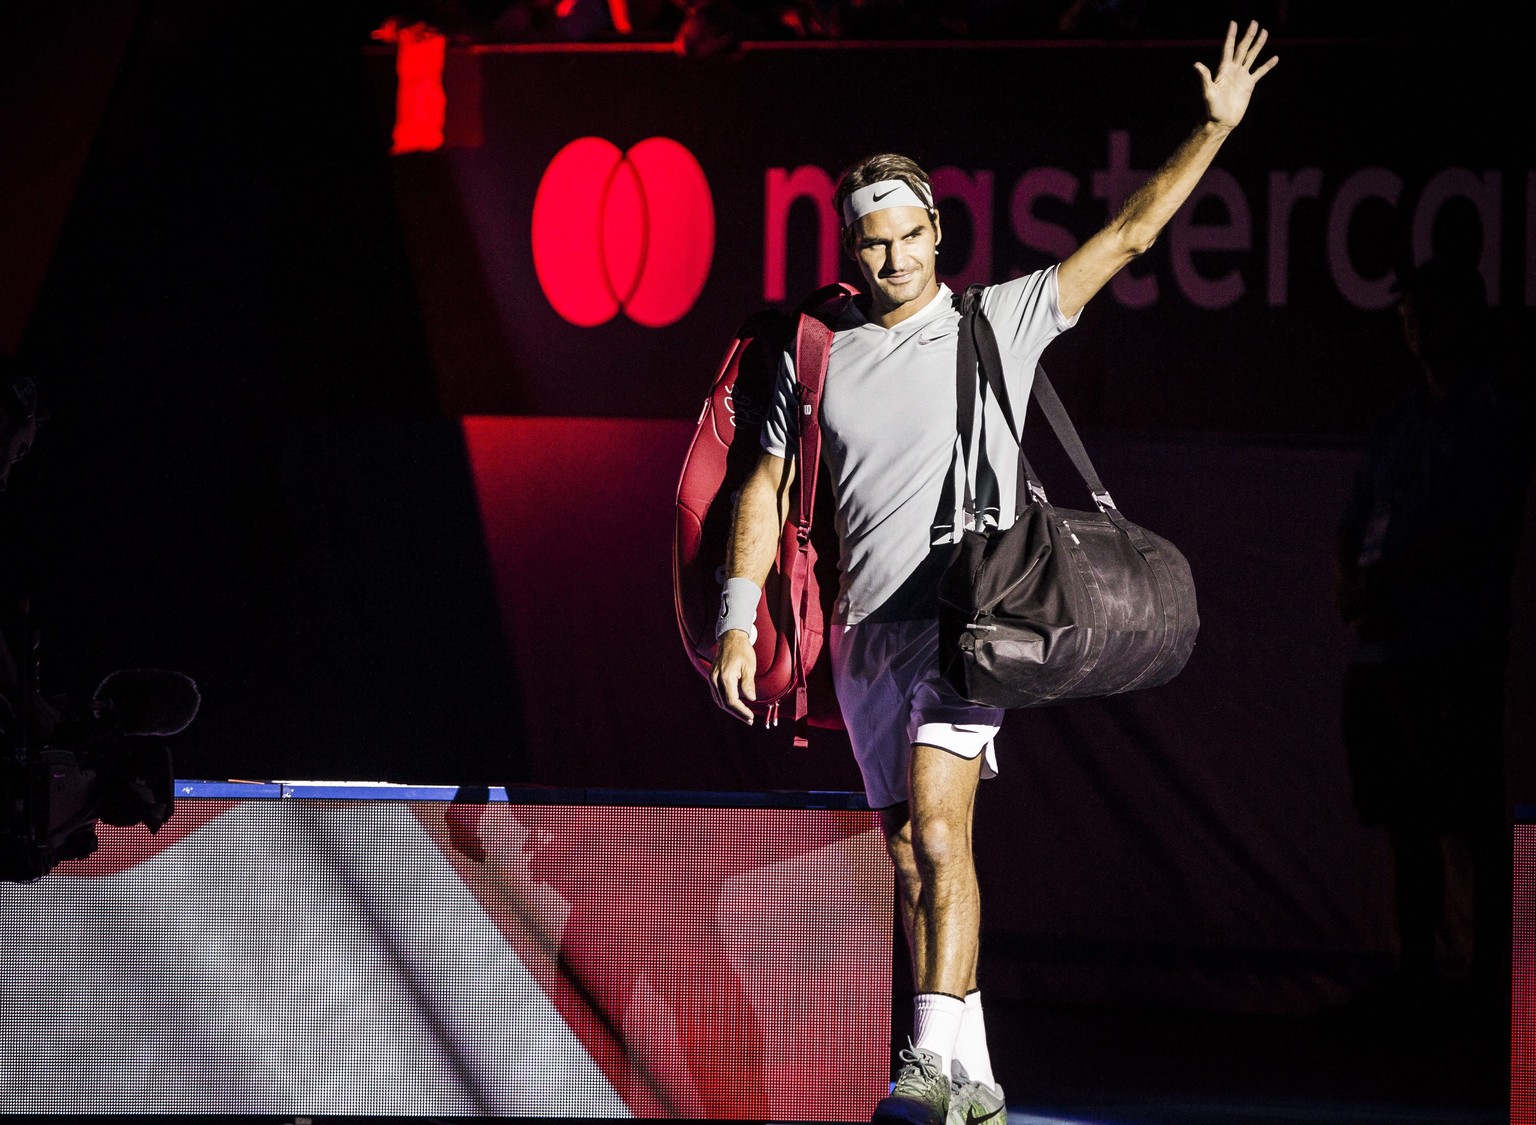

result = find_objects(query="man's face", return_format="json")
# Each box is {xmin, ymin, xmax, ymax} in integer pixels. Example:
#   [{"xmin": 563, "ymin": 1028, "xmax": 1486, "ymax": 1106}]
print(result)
[{"xmin": 848, "ymin": 205, "xmax": 942, "ymax": 324}]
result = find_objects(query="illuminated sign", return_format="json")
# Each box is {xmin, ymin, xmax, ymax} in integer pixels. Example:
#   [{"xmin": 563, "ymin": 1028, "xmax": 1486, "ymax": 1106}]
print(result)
[{"xmin": 532, "ymin": 137, "xmax": 715, "ymax": 327}]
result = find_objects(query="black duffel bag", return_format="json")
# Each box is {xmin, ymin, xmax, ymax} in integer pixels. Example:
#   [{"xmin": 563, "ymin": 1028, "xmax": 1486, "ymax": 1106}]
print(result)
[{"xmin": 937, "ymin": 288, "xmax": 1199, "ymax": 708}]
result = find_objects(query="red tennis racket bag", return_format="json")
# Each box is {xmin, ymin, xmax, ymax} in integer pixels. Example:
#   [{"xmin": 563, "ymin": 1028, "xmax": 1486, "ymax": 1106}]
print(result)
[{"xmin": 673, "ymin": 282, "xmax": 855, "ymax": 743}]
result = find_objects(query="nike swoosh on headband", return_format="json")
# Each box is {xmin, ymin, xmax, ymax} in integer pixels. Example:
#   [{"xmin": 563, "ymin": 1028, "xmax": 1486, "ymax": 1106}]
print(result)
[{"xmin": 842, "ymin": 178, "xmax": 934, "ymax": 226}]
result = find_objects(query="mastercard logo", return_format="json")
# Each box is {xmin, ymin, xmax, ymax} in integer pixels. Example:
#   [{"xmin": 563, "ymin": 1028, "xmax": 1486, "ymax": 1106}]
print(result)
[{"xmin": 532, "ymin": 137, "xmax": 715, "ymax": 328}]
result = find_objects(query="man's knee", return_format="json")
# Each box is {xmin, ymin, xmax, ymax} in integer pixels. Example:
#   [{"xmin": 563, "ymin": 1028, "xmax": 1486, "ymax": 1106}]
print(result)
[
  {"xmin": 908, "ymin": 744, "xmax": 978, "ymax": 873},
  {"xmin": 909, "ymin": 808, "xmax": 971, "ymax": 874}
]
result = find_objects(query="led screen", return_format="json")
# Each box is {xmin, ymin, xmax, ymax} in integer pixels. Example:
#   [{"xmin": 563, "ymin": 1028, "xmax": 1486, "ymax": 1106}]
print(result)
[{"xmin": 0, "ymin": 785, "xmax": 893, "ymax": 1119}]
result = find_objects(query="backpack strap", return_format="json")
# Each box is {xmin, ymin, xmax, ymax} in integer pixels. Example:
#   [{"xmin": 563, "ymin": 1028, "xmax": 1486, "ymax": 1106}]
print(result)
[
  {"xmin": 787, "ymin": 281, "xmax": 856, "ymax": 735},
  {"xmin": 790, "ymin": 281, "xmax": 856, "ymax": 543}
]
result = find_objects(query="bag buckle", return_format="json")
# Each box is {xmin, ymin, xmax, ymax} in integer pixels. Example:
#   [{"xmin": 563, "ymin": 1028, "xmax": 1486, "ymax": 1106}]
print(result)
[
  {"xmin": 1091, "ymin": 490, "xmax": 1116, "ymax": 512},
  {"xmin": 1026, "ymin": 480, "xmax": 1048, "ymax": 506}
]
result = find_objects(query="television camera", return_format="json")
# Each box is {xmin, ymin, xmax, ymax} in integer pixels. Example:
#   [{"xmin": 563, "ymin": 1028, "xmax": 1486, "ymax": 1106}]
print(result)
[{"xmin": 2, "ymin": 668, "xmax": 199, "ymax": 883}]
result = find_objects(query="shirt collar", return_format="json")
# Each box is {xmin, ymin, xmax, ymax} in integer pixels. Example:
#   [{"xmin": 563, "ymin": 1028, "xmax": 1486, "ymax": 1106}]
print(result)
[{"xmin": 847, "ymin": 283, "xmax": 954, "ymax": 333}]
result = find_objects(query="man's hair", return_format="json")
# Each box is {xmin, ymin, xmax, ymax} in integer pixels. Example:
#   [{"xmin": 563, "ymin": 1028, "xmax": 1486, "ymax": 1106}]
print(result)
[{"xmin": 833, "ymin": 153, "xmax": 937, "ymax": 232}]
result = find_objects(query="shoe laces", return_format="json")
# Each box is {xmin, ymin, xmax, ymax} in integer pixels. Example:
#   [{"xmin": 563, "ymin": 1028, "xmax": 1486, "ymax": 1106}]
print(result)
[{"xmin": 891, "ymin": 1046, "xmax": 946, "ymax": 1095}]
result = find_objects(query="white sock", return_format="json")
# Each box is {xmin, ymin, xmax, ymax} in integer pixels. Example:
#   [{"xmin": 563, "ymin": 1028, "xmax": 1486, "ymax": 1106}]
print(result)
[
  {"xmin": 953, "ymin": 989, "xmax": 996, "ymax": 1087},
  {"xmin": 912, "ymin": 992, "xmax": 966, "ymax": 1076}
]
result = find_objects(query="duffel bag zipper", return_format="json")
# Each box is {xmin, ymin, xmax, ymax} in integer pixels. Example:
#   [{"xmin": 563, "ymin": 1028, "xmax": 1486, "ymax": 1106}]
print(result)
[{"xmin": 970, "ymin": 541, "xmax": 1049, "ymax": 612}]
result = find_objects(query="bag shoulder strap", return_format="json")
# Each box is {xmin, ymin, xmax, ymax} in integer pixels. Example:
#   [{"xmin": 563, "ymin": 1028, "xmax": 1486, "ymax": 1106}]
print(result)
[
  {"xmin": 959, "ymin": 282, "xmax": 1116, "ymax": 513},
  {"xmin": 792, "ymin": 281, "xmax": 858, "ymax": 393},
  {"xmin": 789, "ymin": 281, "xmax": 857, "ymax": 537},
  {"xmin": 786, "ymin": 282, "xmax": 855, "ymax": 733}
]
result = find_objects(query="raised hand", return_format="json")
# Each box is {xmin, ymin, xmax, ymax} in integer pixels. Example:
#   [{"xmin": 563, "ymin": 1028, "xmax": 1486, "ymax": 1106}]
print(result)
[{"xmin": 1194, "ymin": 20, "xmax": 1278, "ymax": 131}]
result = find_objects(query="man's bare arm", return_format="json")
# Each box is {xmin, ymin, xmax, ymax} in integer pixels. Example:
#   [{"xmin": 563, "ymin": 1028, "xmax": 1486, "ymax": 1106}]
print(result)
[
  {"xmin": 709, "ymin": 451, "xmax": 796, "ymax": 723},
  {"xmin": 1057, "ymin": 20, "xmax": 1277, "ymax": 320},
  {"xmin": 726, "ymin": 452, "xmax": 795, "ymax": 583}
]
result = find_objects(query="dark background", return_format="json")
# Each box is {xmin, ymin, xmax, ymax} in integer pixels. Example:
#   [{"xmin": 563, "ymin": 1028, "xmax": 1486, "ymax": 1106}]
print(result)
[
  {"xmin": 5, "ymin": 2, "xmax": 1529, "ymax": 785},
  {"xmin": 2, "ymin": 4, "xmax": 1531, "ymax": 1121},
  {"xmin": 4, "ymin": 2, "xmax": 525, "ymax": 783}
]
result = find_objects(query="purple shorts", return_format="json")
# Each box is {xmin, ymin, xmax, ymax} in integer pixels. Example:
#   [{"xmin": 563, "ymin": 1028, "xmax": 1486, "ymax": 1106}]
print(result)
[{"xmin": 830, "ymin": 618, "xmax": 1003, "ymax": 809}]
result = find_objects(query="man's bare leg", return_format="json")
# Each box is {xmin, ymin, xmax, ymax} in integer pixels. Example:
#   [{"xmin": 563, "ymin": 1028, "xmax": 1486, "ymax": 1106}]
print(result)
[
  {"xmin": 881, "ymin": 743, "xmax": 983, "ymax": 1051},
  {"xmin": 886, "ymin": 744, "xmax": 983, "ymax": 989},
  {"xmin": 872, "ymin": 743, "xmax": 988, "ymax": 1123}
]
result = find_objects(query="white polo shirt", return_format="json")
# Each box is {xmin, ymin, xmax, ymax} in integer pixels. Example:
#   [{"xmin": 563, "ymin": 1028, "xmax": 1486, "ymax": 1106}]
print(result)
[{"xmin": 762, "ymin": 268, "xmax": 1077, "ymax": 625}]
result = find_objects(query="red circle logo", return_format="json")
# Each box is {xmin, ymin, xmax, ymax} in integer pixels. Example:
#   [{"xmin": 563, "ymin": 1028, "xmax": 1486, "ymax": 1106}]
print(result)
[{"xmin": 532, "ymin": 137, "xmax": 715, "ymax": 328}]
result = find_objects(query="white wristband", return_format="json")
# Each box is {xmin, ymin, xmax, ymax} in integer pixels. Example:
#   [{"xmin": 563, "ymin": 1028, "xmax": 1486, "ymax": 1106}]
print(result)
[{"xmin": 715, "ymin": 577, "xmax": 761, "ymax": 642}]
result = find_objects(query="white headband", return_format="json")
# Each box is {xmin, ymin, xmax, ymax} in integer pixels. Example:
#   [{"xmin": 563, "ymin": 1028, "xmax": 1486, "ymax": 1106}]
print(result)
[{"xmin": 841, "ymin": 178, "xmax": 933, "ymax": 227}]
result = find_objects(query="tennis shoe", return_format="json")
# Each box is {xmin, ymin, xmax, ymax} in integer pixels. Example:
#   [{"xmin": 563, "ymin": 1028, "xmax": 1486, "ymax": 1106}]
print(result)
[
  {"xmin": 947, "ymin": 1060, "xmax": 1006, "ymax": 1125},
  {"xmin": 871, "ymin": 1044, "xmax": 950, "ymax": 1125}
]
